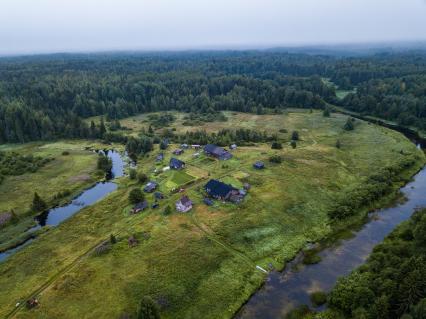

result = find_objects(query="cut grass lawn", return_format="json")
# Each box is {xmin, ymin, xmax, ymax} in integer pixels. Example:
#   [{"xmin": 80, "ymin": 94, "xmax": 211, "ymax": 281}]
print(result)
[{"xmin": 0, "ymin": 110, "xmax": 424, "ymax": 319}]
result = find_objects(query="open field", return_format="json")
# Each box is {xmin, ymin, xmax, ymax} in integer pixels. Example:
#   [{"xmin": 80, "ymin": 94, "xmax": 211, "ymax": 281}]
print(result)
[
  {"xmin": 0, "ymin": 111, "xmax": 424, "ymax": 319},
  {"xmin": 0, "ymin": 140, "xmax": 123, "ymax": 252}
]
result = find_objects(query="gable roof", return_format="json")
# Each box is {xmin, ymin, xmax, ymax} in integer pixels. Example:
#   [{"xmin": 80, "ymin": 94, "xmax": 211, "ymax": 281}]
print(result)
[
  {"xmin": 133, "ymin": 201, "xmax": 148, "ymax": 211},
  {"xmin": 170, "ymin": 157, "xmax": 185, "ymax": 168},
  {"xmin": 178, "ymin": 195, "xmax": 192, "ymax": 206},
  {"xmin": 205, "ymin": 179, "xmax": 237, "ymax": 198}
]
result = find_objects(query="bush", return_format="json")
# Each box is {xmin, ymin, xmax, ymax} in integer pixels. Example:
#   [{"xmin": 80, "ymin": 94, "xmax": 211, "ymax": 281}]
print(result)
[
  {"xmin": 291, "ymin": 131, "xmax": 299, "ymax": 141},
  {"xmin": 269, "ymin": 155, "xmax": 282, "ymax": 163},
  {"xmin": 138, "ymin": 172, "xmax": 148, "ymax": 184},
  {"xmin": 129, "ymin": 168, "xmax": 137, "ymax": 180},
  {"xmin": 129, "ymin": 188, "xmax": 144, "ymax": 204},
  {"xmin": 310, "ymin": 291, "xmax": 327, "ymax": 307},
  {"xmin": 323, "ymin": 108, "xmax": 331, "ymax": 117},
  {"xmin": 291, "ymin": 140, "xmax": 297, "ymax": 149},
  {"xmin": 336, "ymin": 140, "xmax": 341, "ymax": 149},
  {"xmin": 343, "ymin": 117, "xmax": 354, "ymax": 131},
  {"xmin": 271, "ymin": 141, "xmax": 283, "ymax": 149},
  {"xmin": 62, "ymin": 151, "xmax": 70, "ymax": 156},
  {"xmin": 110, "ymin": 234, "xmax": 117, "ymax": 244},
  {"xmin": 163, "ymin": 205, "xmax": 172, "ymax": 216},
  {"xmin": 279, "ymin": 128, "xmax": 288, "ymax": 133},
  {"xmin": 137, "ymin": 296, "xmax": 161, "ymax": 319}
]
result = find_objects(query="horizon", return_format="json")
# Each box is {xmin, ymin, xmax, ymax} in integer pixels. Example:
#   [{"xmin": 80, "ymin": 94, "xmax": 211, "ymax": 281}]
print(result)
[{"xmin": 1, "ymin": 0, "xmax": 426, "ymax": 56}]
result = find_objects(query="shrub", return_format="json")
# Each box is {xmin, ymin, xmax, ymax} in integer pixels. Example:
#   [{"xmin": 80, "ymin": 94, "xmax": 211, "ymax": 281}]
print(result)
[
  {"xmin": 291, "ymin": 140, "xmax": 297, "ymax": 149},
  {"xmin": 310, "ymin": 291, "xmax": 327, "ymax": 307},
  {"xmin": 138, "ymin": 172, "xmax": 148, "ymax": 184},
  {"xmin": 291, "ymin": 131, "xmax": 299, "ymax": 141},
  {"xmin": 271, "ymin": 141, "xmax": 283, "ymax": 149},
  {"xmin": 62, "ymin": 151, "xmax": 70, "ymax": 156},
  {"xmin": 269, "ymin": 155, "xmax": 282, "ymax": 164},
  {"xmin": 279, "ymin": 128, "xmax": 288, "ymax": 133},
  {"xmin": 344, "ymin": 117, "xmax": 354, "ymax": 131},
  {"xmin": 137, "ymin": 296, "xmax": 161, "ymax": 319},
  {"xmin": 336, "ymin": 140, "xmax": 341, "ymax": 149},
  {"xmin": 163, "ymin": 205, "xmax": 172, "ymax": 216},
  {"xmin": 129, "ymin": 188, "xmax": 144, "ymax": 204},
  {"xmin": 323, "ymin": 108, "xmax": 331, "ymax": 117},
  {"xmin": 129, "ymin": 168, "xmax": 137, "ymax": 180}
]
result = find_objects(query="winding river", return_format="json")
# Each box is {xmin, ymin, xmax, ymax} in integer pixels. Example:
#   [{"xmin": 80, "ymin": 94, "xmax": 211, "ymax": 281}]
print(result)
[
  {"xmin": 0, "ymin": 150, "xmax": 125, "ymax": 262},
  {"xmin": 237, "ymin": 142, "xmax": 426, "ymax": 319}
]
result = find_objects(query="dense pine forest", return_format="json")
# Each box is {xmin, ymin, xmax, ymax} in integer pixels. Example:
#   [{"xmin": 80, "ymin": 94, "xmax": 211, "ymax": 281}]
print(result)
[{"xmin": 0, "ymin": 50, "xmax": 426, "ymax": 143}]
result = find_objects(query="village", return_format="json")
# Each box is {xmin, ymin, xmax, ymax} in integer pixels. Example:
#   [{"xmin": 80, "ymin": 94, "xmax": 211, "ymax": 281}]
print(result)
[{"xmin": 130, "ymin": 141, "xmax": 266, "ymax": 215}]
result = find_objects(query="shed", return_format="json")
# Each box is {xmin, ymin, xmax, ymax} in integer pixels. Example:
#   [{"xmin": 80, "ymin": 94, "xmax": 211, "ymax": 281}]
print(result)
[
  {"xmin": 173, "ymin": 149, "xmax": 184, "ymax": 155},
  {"xmin": 144, "ymin": 181, "xmax": 158, "ymax": 193},
  {"xmin": 253, "ymin": 161, "xmax": 265, "ymax": 169},
  {"xmin": 132, "ymin": 201, "xmax": 148, "ymax": 213},
  {"xmin": 170, "ymin": 158, "xmax": 185, "ymax": 170}
]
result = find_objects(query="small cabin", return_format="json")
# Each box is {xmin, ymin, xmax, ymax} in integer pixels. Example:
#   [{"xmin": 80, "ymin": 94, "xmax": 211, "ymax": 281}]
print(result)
[
  {"xmin": 154, "ymin": 192, "xmax": 164, "ymax": 200},
  {"xmin": 144, "ymin": 181, "xmax": 158, "ymax": 193},
  {"xmin": 205, "ymin": 179, "xmax": 244, "ymax": 203},
  {"xmin": 253, "ymin": 161, "xmax": 265, "ymax": 169},
  {"xmin": 156, "ymin": 153, "xmax": 164, "ymax": 162},
  {"xmin": 132, "ymin": 201, "xmax": 148, "ymax": 213},
  {"xmin": 204, "ymin": 144, "xmax": 232, "ymax": 160},
  {"xmin": 173, "ymin": 149, "xmax": 184, "ymax": 155},
  {"xmin": 191, "ymin": 144, "xmax": 201, "ymax": 150},
  {"xmin": 170, "ymin": 158, "xmax": 185, "ymax": 170},
  {"xmin": 176, "ymin": 196, "xmax": 193, "ymax": 212},
  {"xmin": 230, "ymin": 144, "xmax": 237, "ymax": 150}
]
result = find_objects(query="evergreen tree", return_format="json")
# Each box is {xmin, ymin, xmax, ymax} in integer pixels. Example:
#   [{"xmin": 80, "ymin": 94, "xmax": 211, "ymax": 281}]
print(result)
[
  {"xmin": 137, "ymin": 296, "xmax": 161, "ymax": 319},
  {"xmin": 99, "ymin": 117, "xmax": 107, "ymax": 138},
  {"xmin": 31, "ymin": 192, "xmax": 47, "ymax": 212},
  {"xmin": 344, "ymin": 117, "xmax": 354, "ymax": 131},
  {"xmin": 291, "ymin": 131, "xmax": 299, "ymax": 141}
]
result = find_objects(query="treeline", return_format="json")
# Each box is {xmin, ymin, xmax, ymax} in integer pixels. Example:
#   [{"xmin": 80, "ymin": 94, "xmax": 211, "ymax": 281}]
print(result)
[
  {"xmin": 328, "ymin": 208, "xmax": 426, "ymax": 318},
  {"xmin": 0, "ymin": 151, "xmax": 51, "ymax": 184},
  {"xmin": 175, "ymin": 128, "xmax": 274, "ymax": 146},
  {"xmin": 1, "ymin": 50, "xmax": 426, "ymax": 143},
  {"xmin": 328, "ymin": 154, "xmax": 419, "ymax": 220}
]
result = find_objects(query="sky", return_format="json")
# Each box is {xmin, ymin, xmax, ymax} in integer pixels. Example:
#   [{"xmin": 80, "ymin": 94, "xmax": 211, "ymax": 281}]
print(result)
[{"xmin": 0, "ymin": 0, "xmax": 426, "ymax": 55}]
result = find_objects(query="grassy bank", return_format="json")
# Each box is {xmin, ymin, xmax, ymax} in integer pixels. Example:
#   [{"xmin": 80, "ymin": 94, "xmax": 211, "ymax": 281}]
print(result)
[{"xmin": 0, "ymin": 111, "xmax": 424, "ymax": 319}]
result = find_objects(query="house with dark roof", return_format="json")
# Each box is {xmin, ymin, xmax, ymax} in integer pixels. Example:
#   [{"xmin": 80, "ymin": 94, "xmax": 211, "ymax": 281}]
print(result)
[
  {"xmin": 173, "ymin": 148, "xmax": 184, "ymax": 155},
  {"xmin": 253, "ymin": 161, "xmax": 265, "ymax": 169},
  {"xmin": 143, "ymin": 181, "xmax": 158, "ymax": 193},
  {"xmin": 170, "ymin": 158, "xmax": 185, "ymax": 170},
  {"xmin": 205, "ymin": 179, "xmax": 244, "ymax": 203},
  {"xmin": 204, "ymin": 144, "xmax": 232, "ymax": 160},
  {"xmin": 175, "ymin": 196, "xmax": 193, "ymax": 212},
  {"xmin": 132, "ymin": 201, "xmax": 148, "ymax": 213},
  {"xmin": 154, "ymin": 192, "xmax": 164, "ymax": 200}
]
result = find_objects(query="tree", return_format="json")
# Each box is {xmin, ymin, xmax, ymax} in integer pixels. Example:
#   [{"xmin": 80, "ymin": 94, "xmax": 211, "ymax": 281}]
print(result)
[
  {"xmin": 129, "ymin": 168, "xmax": 137, "ymax": 180},
  {"xmin": 344, "ymin": 117, "xmax": 354, "ymax": 131},
  {"xmin": 31, "ymin": 192, "xmax": 47, "ymax": 212},
  {"xmin": 97, "ymin": 153, "xmax": 112, "ymax": 173},
  {"xmin": 291, "ymin": 140, "xmax": 297, "ymax": 149},
  {"xmin": 323, "ymin": 107, "xmax": 331, "ymax": 117},
  {"xmin": 336, "ymin": 140, "xmax": 341, "ymax": 149},
  {"xmin": 138, "ymin": 172, "xmax": 148, "ymax": 184},
  {"xmin": 129, "ymin": 188, "xmax": 144, "ymax": 204},
  {"xmin": 163, "ymin": 205, "xmax": 172, "ymax": 216},
  {"xmin": 110, "ymin": 234, "xmax": 117, "ymax": 244},
  {"xmin": 137, "ymin": 296, "xmax": 160, "ymax": 319},
  {"xmin": 291, "ymin": 131, "xmax": 299, "ymax": 141},
  {"xmin": 413, "ymin": 215, "xmax": 426, "ymax": 244},
  {"xmin": 99, "ymin": 117, "xmax": 107, "ymax": 138},
  {"xmin": 271, "ymin": 141, "xmax": 282, "ymax": 149}
]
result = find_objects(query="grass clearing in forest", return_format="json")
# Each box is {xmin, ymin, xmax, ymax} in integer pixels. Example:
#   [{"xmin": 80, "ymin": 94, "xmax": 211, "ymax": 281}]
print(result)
[{"xmin": 0, "ymin": 111, "xmax": 424, "ymax": 319}]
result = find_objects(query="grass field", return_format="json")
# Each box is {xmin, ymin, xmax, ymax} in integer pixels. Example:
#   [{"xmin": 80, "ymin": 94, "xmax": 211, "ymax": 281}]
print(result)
[
  {"xmin": 0, "ymin": 111, "xmax": 424, "ymax": 319},
  {"xmin": 0, "ymin": 140, "xmax": 116, "ymax": 252}
]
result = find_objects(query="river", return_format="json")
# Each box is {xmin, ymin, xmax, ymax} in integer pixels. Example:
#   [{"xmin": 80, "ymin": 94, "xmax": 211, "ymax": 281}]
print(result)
[
  {"xmin": 0, "ymin": 150, "xmax": 125, "ymax": 262},
  {"xmin": 237, "ymin": 143, "xmax": 426, "ymax": 319}
]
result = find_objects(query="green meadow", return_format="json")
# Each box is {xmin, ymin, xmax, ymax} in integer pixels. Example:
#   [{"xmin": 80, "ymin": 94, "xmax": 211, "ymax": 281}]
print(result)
[{"xmin": 0, "ymin": 111, "xmax": 424, "ymax": 319}]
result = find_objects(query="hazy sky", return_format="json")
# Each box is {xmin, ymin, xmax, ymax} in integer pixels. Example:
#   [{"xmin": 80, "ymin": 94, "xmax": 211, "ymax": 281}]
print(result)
[{"xmin": 1, "ymin": 0, "xmax": 426, "ymax": 54}]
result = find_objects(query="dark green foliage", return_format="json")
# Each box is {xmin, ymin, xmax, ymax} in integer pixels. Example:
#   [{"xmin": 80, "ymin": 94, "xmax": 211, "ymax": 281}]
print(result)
[
  {"xmin": 291, "ymin": 131, "xmax": 299, "ymax": 141},
  {"xmin": 336, "ymin": 140, "xmax": 341, "ymax": 149},
  {"xmin": 328, "ymin": 155, "xmax": 417, "ymax": 220},
  {"xmin": 129, "ymin": 168, "xmax": 137, "ymax": 180},
  {"xmin": 128, "ymin": 188, "xmax": 144, "ymax": 204},
  {"xmin": 31, "ymin": 192, "xmax": 47, "ymax": 212},
  {"xmin": 126, "ymin": 137, "xmax": 153, "ymax": 158},
  {"xmin": 310, "ymin": 291, "xmax": 327, "ymax": 307},
  {"xmin": 285, "ymin": 305, "xmax": 312, "ymax": 319},
  {"xmin": 97, "ymin": 153, "xmax": 112, "ymax": 173},
  {"xmin": 343, "ymin": 117, "xmax": 355, "ymax": 131},
  {"xmin": 323, "ymin": 107, "xmax": 331, "ymax": 117},
  {"xmin": 148, "ymin": 113, "xmax": 175, "ymax": 128},
  {"xmin": 177, "ymin": 128, "xmax": 272, "ymax": 146},
  {"xmin": 163, "ymin": 205, "xmax": 172, "ymax": 216},
  {"xmin": 271, "ymin": 141, "xmax": 283, "ymax": 149},
  {"xmin": 137, "ymin": 296, "xmax": 161, "ymax": 319},
  {"xmin": 269, "ymin": 154, "xmax": 282, "ymax": 163},
  {"xmin": 62, "ymin": 151, "xmax": 70, "ymax": 156},
  {"xmin": 137, "ymin": 172, "xmax": 148, "ymax": 184},
  {"xmin": 291, "ymin": 140, "xmax": 297, "ymax": 149},
  {"xmin": 329, "ymin": 209, "xmax": 426, "ymax": 319},
  {"xmin": 110, "ymin": 234, "xmax": 117, "ymax": 244},
  {"xmin": 0, "ymin": 151, "xmax": 50, "ymax": 184}
]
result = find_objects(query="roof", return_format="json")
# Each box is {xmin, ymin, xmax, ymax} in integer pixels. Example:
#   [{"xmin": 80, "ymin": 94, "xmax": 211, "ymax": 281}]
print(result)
[
  {"xmin": 205, "ymin": 179, "xmax": 237, "ymax": 198},
  {"xmin": 254, "ymin": 161, "xmax": 265, "ymax": 168},
  {"xmin": 133, "ymin": 201, "xmax": 148, "ymax": 210},
  {"xmin": 170, "ymin": 157, "xmax": 185, "ymax": 168},
  {"xmin": 178, "ymin": 195, "xmax": 192, "ymax": 206},
  {"xmin": 203, "ymin": 198, "xmax": 214, "ymax": 206},
  {"xmin": 204, "ymin": 144, "xmax": 232, "ymax": 159},
  {"xmin": 144, "ymin": 181, "xmax": 158, "ymax": 191},
  {"xmin": 154, "ymin": 192, "xmax": 164, "ymax": 199}
]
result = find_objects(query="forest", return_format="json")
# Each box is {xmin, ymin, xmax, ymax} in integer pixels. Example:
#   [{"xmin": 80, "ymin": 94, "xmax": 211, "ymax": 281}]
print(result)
[
  {"xmin": 329, "ymin": 208, "xmax": 426, "ymax": 319},
  {"xmin": 1, "ymin": 50, "xmax": 425, "ymax": 144}
]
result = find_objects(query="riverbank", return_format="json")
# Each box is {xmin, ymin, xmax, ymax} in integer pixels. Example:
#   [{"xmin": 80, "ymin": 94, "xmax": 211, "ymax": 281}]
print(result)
[{"xmin": 235, "ymin": 133, "xmax": 426, "ymax": 319}]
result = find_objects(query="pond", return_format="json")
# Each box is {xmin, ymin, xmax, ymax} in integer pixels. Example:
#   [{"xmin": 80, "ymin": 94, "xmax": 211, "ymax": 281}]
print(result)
[{"xmin": 0, "ymin": 150, "xmax": 125, "ymax": 262}]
